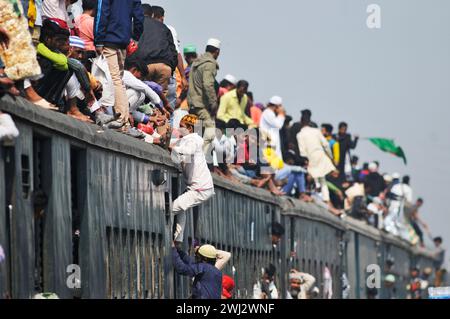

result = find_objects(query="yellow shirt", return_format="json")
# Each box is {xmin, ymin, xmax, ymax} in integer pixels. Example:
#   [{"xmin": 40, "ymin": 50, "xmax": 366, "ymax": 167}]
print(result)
[{"xmin": 217, "ymin": 89, "xmax": 255, "ymax": 126}]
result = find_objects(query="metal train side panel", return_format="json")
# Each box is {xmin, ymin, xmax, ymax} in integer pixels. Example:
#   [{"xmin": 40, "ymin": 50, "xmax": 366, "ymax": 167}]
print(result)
[
  {"xmin": 283, "ymin": 214, "xmax": 344, "ymax": 299},
  {"xmin": 84, "ymin": 148, "xmax": 173, "ymax": 299},
  {"xmin": 195, "ymin": 186, "xmax": 277, "ymax": 299},
  {"xmin": 384, "ymin": 243, "xmax": 411, "ymax": 299},
  {"xmin": 0, "ymin": 146, "xmax": 7, "ymax": 298},
  {"xmin": 346, "ymin": 231, "xmax": 358, "ymax": 299},
  {"xmin": 9, "ymin": 123, "xmax": 34, "ymax": 298},
  {"xmin": 354, "ymin": 234, "xmax": 381, "ymax": 299},
  {"xmin": 43, "ymin": 136, "xmax": 73, "ymax": 299},
  {"xmin": 0, "ymin": 97, "xmax": 440, "ymax": 299}
]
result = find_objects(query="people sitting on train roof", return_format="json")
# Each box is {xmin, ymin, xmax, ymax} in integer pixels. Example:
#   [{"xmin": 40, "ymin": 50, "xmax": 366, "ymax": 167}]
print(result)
[
  {"xmin": 216, "ymin": 80, "xmax": 255, "ymax": 128},
  {"xmin": 172, "ymin": 243, "xmax": 222, "ymax": 299},
  {"xmin": 25, "ymin": 19, "xmax": 76, "ymax": 113},
  {"xmin": 0, "ymin": 0, "xmax": 438, "ymax": 246},
  {"xmin": 253, "ymin": 264, "xmax": 279, "ymax": 299}
]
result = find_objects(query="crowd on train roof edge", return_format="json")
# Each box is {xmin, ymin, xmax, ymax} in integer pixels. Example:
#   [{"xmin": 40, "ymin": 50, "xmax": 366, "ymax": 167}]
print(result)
[{"xmin": 0, "ymin": 0, "xmax": 447, "ymax": 299}]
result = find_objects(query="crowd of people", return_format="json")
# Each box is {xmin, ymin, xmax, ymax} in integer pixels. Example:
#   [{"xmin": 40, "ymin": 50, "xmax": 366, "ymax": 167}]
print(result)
[{"xmin": 0, "ymin": 0, "xmax": 447, "ymax": 299}]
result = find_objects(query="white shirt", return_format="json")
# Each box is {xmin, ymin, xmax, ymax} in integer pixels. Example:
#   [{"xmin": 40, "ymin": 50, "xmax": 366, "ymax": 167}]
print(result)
[
  {"xmin": 172, "ymin": 133, "xmax": 214, "ymax": 191},
  {"xmin": 390, "ymin": 183, "xmax": 413, "ymax": 204},
  {"xmin": 122, "ymin": 71, "xmax": 161, "ymax": 106},
  {"xmin": 35, "ymin": 0, "xmax": 43, "ymax": 26},
  {"xmin": 212, "ymin": 135, "xmax": 236, "ymax": 167},
  {"xmin": 286, "ymin": 272, "xmax": 316, "ymax": 299},
  {"xmin": 253, "ymin": 281, "xmax": 279, "ymax": 299},
  {"xmin": 42, "ymin": 0, "xmax": 69, "ymax": 21},
  {"xmin": 167, "ymin": 25, "xmax": 180, "ymax": 54},
  {"xmin": 260, "ymin": 108, "xmax": 285, "ymax": 159}
]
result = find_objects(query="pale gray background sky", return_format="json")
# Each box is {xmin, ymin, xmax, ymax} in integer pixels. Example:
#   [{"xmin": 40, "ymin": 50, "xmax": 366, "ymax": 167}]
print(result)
[{"xmin": 76, "ymin": 0, "xmax": 450, "ymax": 258}]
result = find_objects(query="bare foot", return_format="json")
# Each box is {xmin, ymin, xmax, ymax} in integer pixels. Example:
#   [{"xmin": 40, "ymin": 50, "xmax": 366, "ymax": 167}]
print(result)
[
  {"xmin": 7, "ymin": 85, "xmax": 20, "ymax": 96},
  {"xmin": 252, "ymin": 178, "xmax": 268, "ymax": 188},
  {"xmin": 300, "ymin": 194, "xmax": 313, "ymax": 202},
  {"xmin": 34, "ymin": 99, "xmax": 59, "ymax": 110},
  {"xmin": 271, "ymin": 189, "xmax": 286, "ymax": 196},
  {"xmin": 68, "ymin": 110, "xmax": 94, "ymax": 123},
  {"xmin": 327, "ymin": 203, "xmax": 343, "ymax": 217}
]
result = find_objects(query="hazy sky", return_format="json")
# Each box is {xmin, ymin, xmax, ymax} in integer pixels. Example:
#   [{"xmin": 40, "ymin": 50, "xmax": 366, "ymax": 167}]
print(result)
[{"xmin": 76, "ymin": 0, "xmax": 450, "ymax": 258}]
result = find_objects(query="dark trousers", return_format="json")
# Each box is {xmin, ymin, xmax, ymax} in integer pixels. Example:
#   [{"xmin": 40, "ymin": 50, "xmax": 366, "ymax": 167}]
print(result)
[{"xmin": 411, "ymin": 221, "xmax": 424, "ymax": 244}]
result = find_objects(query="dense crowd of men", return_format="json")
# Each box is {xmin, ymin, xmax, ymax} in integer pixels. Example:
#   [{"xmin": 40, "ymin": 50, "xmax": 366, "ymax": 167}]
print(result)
[{"xmin": 0, "ymin": 0, "xmax": 447, "ymax": 299}]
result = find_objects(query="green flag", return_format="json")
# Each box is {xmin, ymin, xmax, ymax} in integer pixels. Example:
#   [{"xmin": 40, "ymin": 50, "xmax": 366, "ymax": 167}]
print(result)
[{"xmin": 367, "ymin": 138, "xmax": 407, "ymax": 164}]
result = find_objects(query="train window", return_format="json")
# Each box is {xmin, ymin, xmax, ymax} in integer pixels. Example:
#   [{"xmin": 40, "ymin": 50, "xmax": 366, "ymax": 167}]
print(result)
[
  {"xmin": 164, "ymin": 191, "xmax": 170, "ymax": 224},
  {"xmin": 290, "ymin": 217, "xmax": 295, "ymax": 253},
  {"xmin": 21, "ymin": 155, "xmax": 30, "ymax": 199}
]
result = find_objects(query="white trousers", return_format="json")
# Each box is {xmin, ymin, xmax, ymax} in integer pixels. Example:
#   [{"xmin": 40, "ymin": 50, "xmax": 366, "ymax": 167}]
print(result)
[
  {"xmin": 126, "ymin": 89, "xmax": 145, "ymax": 112},
  {"xmin": 173, "ymin": 188, "xmax": 215, "ymax": 242},
  {"xmin": 315, "ymin": 177, "xmax": 330, "ymax": 202}
]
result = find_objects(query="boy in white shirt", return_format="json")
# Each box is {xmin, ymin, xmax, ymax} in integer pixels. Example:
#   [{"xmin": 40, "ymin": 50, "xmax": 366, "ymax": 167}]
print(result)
[
  {"xmin": 170, "ymin": 114, "xmax": 215, "ymax": 244},
  {"xmin": 123, "ymin": 57, "xmax": 162, "ymax": 124}
]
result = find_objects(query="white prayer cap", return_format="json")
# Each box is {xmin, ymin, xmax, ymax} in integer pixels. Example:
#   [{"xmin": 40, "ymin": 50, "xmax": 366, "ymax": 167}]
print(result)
[
  {"xmin": 207, "ymin": 38, "xmax": 221, "ymax": 49},
  {"xmin": 289, "ymin": 272, "xmax": 303, "ymax": 281},
  {"xmin": 368, "ymin": 162, "xmax": 378, "ymax": 172},
  {"xmin": 224, "ymin": 74, "xmax": 237, "ymax": 85},
  {"xmin": 392, "ymin": 172, "xmax": 400, "ymax": 179},
  {"xmin": 269, "ymin": 96, "xmax": 283, "ymax": 105}
]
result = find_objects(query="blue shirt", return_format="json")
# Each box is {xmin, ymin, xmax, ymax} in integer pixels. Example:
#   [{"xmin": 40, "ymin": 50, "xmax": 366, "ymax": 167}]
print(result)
[{"xmin": 172, "ymin": 247, "xmax": 222, "ymax": 299}]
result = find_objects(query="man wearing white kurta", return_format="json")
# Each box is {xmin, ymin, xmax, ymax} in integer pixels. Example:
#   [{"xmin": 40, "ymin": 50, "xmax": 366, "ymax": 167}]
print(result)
[
  {"xmin": 385, "ymin": 175, "xmax": 413, "ymax": 236},
  {"xmin": 170, "ymin": 114, "xmax": 215, "ymax": 243},
  {"xmin": 260, "ymin": 96, "xmax": 286, "ymax": 160},
  {"xmin": 297, "ymin": 122, "xmax": 336, "ymax": 203}
]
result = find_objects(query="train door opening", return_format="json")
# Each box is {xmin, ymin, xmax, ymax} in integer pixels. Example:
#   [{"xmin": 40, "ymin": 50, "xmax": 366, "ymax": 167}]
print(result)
[
  {"xmin": 32, "ymin": 136, "xmax": 51, "ymax": 295},
  {"xmin": 2, "ymin": 145, "xmax": 15, "ymax": 299},
  {"xmin": 70, "ymin": 147, "xmax": 86, "ymax": 298}
]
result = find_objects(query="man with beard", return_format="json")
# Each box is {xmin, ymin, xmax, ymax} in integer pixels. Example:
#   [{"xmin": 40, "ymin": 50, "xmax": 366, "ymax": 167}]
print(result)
[{"xmin": 286, "ymin": 269, "xmax": 316, "ymax": 299}]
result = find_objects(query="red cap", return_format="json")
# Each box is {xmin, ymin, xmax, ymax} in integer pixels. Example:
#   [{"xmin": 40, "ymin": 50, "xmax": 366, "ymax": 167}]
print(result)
[
  {"xmin": 222, "ymin": 275, "xmax": 235, "ymax": 299},
  {"xmin": 127, "ymin": 40, "xmax": 139, "ymax": 57},
  {"xmin": 138, "ymin": 123, "xmax": 154, "ymax": 135},
  {"xmin": 47, "ymin": 18, "xmax": 70, "ymax": 31}
]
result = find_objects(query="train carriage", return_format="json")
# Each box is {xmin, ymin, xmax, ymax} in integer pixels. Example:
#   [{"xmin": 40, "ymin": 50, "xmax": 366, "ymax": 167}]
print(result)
[{"xmin": 0, "ymin": 96, "xmax": 438, "ymax": 299}]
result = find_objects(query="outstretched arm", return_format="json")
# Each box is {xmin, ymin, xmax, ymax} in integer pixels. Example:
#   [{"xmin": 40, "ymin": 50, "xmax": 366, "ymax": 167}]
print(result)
[{"xmin": 171, "ymin": 247, "xmax": 198, "ymax": 277}]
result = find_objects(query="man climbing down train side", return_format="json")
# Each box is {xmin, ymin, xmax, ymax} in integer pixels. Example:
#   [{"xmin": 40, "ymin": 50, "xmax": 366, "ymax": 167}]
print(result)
[{"xmin": 169, "ymin": 114, "xmax": 215, "ymax": 244}]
